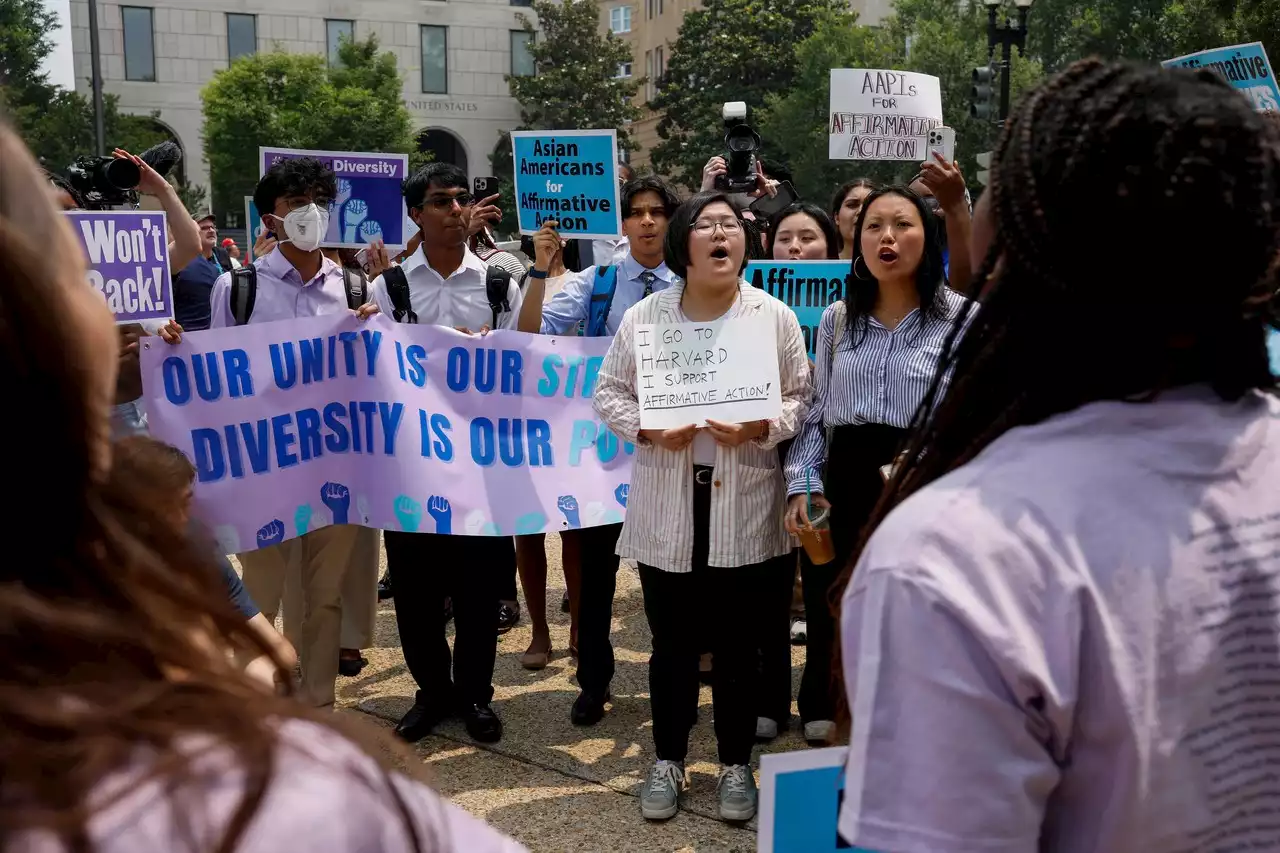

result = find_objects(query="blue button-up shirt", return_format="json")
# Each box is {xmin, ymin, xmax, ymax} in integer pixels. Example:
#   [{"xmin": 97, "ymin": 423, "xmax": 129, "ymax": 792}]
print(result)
[
  {"xmin": 174, "ymin": 252, "xmax": 225, "ymax": 331},
  {"xmin": 208, "ymin": 249, "xmax": 350, "ymax": 328},
  {"xmin": 539, "ymin": 252, "xmax": 677, "ymax": 336}
]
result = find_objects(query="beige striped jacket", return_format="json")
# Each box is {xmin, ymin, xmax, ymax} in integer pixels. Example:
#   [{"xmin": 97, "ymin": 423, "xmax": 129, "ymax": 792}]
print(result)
[{"xmin": 592, "ymin": 279, "xmax": 812, "ymax": 573}]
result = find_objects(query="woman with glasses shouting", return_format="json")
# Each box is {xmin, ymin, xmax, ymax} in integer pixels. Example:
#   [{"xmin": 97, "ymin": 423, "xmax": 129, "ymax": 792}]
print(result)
[{"xmin": 593, "ymin": 192, "xmax": 811, "ymax": 824}]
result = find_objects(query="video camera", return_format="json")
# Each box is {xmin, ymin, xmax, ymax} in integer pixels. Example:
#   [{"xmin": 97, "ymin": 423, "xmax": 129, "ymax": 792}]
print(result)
[
  {"xmin": 714, "ymin": 101, "xmax": 761, "ymax": 195},
  {"xmin": 65, "ymin": 140, "xmax": 183, "ymax": 210}
]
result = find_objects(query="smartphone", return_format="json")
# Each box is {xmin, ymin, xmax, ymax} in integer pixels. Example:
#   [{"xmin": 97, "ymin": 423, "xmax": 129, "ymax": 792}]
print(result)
[
  {"xmin": 749, "ymin": 180, "xmax": 799, "ymax": 221},
  {"xmin": 928, "ymin": 126, "xmax": 956, "ymax": 164},
  {"xmin": 473, "ymin": 176, "xmax": 499, "ymax": 197}
]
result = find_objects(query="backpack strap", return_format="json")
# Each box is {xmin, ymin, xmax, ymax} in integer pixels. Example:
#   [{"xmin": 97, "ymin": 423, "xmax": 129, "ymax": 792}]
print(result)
[
  {"xmin": 341, "ymin": 266, "xmax": 367, "ymax": 311},
  {"xmin": 585, "ymin": 265, "xmax": 619, "ymax": 337},
  {"xmin": 229, "ymin": 266, "xmax": 257, "ymax": 326},
  {"xmin": 485, "ymin": 266, "xmax": 513, "ymax": 330},
  {"xmin": 383, "ymin": 265, "xmax": 416, "ymax": 324}
]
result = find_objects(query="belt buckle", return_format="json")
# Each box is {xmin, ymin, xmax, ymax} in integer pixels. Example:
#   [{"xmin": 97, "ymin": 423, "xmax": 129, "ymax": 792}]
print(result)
[{"xmin": 694, "ymin": 467, "xmax": 713, "ymax": 485}]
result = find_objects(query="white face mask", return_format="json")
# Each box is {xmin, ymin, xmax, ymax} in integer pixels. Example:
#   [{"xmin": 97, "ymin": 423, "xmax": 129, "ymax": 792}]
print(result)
[{"xmin": 273, "ymin": 203, "xmax": 329, "ymax": 252}]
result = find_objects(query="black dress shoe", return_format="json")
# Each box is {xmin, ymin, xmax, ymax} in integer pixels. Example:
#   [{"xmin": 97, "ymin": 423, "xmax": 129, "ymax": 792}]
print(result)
[
  {"xmin": 394, "ymin": 701, "xmax": 450, "ymax": 743},
  {"xmin": 497, "ymin": 602, "xmax": 520, "ymax": 634},
  {"xmin": 338, "ymin": 654, "xmax": 368, "ymax": 678},
  {"xmin": 462, "ymin": 703, "xmax": 503, "ymax": 743},
  {"xmin": 377, "ymin": 573, "xmax": 393, "ymax": 601},
  {"xmin": 571, "ymin": 690, "xmax": 609, "ymax": 726}
]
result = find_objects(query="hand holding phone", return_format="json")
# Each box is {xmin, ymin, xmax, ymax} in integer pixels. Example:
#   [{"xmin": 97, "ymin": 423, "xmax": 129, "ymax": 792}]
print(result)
[
  {"xmin": 474, "ymin": 176, "xmax": 499, "ymax": 197},
  {"xmin": 927, "ymin": 127, "xmax": 956, "ymax": 165},
  {"xmin": 749, "ymin": 180, "xmax": 799, "ymax": 221}
]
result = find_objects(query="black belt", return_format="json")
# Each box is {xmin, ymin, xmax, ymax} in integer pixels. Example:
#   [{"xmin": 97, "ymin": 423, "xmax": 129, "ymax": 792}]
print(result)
[{"xmin": 694, "ymin": 465, "xmax": 714, "ymax": 485}]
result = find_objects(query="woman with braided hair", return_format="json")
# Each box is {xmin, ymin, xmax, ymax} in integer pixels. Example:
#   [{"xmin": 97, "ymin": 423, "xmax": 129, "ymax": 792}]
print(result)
[{"xmin": 835, "ymin": 60, "xmax": 1280, "ymax": 852}]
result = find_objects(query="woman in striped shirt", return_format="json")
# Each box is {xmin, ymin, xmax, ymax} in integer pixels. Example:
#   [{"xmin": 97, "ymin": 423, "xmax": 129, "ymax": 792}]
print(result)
[
  {"xmin": 593, "ymin": 192, "xmax": 811, "ymax": 824},
  {"xmin": 783, "ymin": 185, "xmax": 968, "ymax": 744}
]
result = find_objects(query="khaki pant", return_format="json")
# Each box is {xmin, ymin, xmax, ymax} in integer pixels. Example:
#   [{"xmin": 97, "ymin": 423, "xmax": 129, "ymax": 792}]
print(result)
[
  {"xmin": 239, "ymin": 524, "xmax": 362, "ymax": 708},
  {"xmin": 282, "ymin": 527, "xmax": 380, "ymax": 651}
]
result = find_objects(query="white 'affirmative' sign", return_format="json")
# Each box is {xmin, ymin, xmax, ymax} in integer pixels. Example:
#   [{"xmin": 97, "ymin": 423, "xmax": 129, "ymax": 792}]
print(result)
[
  {"xmin": 634, "ymin": 317, "xmax": 782, "ymax": 430},
  {"xmin": 829, "ymin": 69, "xmax": 943, "ymax": 161}
]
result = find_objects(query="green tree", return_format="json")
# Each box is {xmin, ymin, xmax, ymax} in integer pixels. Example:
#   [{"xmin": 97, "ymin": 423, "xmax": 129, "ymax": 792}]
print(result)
[
  {"xmin": 492, "ymin": 0, "xmax": 642, "ymax": 234},
  {"xmin": 758, "ymin": 0, "xmax": 1042, "ymax": 198},
  {"xmin": 201, "ymin": 34, "xmax": 414, "ymax": 224},
  {"xmin": 649, "ymin": 0, "xmax": 851, "ymax": 190}
]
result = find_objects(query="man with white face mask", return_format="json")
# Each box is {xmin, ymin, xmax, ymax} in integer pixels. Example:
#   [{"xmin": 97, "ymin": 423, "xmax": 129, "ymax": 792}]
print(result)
[{"xmin": 159, "ymin": 156, "xmax": 377, "ymax": 709}]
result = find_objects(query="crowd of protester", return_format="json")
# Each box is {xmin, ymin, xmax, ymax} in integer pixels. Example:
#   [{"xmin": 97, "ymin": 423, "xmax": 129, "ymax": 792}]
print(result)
[{"xmin": 4, "ymin": 58, "xmax": 1279, "ymax": 852}]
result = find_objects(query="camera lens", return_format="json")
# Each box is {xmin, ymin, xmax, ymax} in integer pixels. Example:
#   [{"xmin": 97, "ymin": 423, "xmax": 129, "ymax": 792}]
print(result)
[{"xmin": 103, "ymin": 157, "xmax": 141, "ymax": 190}]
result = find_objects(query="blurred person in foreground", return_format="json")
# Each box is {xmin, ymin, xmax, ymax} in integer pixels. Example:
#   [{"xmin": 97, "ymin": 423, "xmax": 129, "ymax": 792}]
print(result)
[
  {"xmin": 0, "ymin": 121, "xmax": 525, "ymax": 851},
  {"xmin": 835, "ymin": 60, "xmax": 1280, "ymax": 853}
]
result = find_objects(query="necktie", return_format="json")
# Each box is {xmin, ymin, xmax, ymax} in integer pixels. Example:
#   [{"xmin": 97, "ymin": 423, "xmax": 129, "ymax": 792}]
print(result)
[{"xmin": 639, "ymin": 270, "xmax": 657, "ymax": 297}]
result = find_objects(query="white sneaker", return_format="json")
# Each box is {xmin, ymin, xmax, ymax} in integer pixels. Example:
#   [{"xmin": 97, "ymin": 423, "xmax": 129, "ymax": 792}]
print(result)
[
  {"xmin": 790, "ymin": 619, "xmax": 808, "ymax": 645},
  {"xmin": 640, "ymin": 760, "xmax": 685, "ymax": 820},
  {"xmin": 804, "ymin": 720, "xmax": 835, "ymax": 744},
  {"xmin": 717, "ymin": 764, "xmax": 758, "ymax": 821},
  {"xmin": 755, "ymin": 716, "xmax": 778, "ymax": 740}
]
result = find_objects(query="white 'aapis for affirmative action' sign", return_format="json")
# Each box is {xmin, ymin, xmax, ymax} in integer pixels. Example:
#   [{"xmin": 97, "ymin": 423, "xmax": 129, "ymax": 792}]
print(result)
[
  {"xmin": 634, "ymin": 317, "xmax": 782, "ymax": 430},
  {"xmin": 829, "ymin": 69, "xmax": 943, "ymax": 161}
]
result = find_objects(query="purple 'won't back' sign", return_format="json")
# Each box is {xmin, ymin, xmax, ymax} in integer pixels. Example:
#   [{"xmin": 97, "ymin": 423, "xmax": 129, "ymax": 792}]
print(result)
[{"xmin": 65, "ymin": 210, "xmax": 173, "ymax": 326}]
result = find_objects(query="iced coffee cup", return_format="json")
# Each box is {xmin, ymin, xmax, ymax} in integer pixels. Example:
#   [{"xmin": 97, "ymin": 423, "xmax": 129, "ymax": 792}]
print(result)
[{"xmin": 798, "ymin": 505, "xmax": 836, "ymax": 565}]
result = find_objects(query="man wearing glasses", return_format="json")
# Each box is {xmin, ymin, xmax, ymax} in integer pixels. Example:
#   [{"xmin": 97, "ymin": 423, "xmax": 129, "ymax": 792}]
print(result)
[{"xmin": 368, "ymin": 162, "xmax": 522, "ymax": 745}]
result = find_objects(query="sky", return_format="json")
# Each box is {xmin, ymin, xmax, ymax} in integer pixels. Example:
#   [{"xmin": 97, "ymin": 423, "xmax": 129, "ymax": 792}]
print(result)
[{"xmin": 41, "ymin": 0, "xmax": 76, "ymax": 90}]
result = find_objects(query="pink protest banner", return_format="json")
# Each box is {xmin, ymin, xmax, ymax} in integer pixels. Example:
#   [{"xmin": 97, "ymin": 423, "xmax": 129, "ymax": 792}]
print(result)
[{"xmin": 140, "ymin": 314, "xmax": 632, "ymax": 553}]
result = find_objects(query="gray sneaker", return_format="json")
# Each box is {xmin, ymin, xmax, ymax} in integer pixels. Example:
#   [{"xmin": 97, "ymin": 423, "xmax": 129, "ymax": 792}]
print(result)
[
  {"xmin": 640, "ymin": 760, "xmax": 685, "ymax": 820},
  {"xmin": 717, "ymin": 764, "xmax": 758, "ymax": 821}
]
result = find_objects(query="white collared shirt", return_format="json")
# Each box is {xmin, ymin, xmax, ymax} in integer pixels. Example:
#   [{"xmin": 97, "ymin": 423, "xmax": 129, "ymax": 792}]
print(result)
[{"xmin": 370, "ymin": 245, "xmax": 523, "ymax": 330}]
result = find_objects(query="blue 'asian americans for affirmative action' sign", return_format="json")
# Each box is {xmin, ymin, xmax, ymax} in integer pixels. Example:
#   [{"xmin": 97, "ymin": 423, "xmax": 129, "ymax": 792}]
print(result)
[
  {"xmin": 66, "ymin": 209, "xmax": 173, "ymax": 326},
  {"xmin": 1163, "ymin": 42, "xmax": 1280, "ymax": 112},
  {"xmin": 511, "ymin": 129, "xmax": 622, "ymax": 239},
  {"xmin": 746, "ymin": 260, "xmax": 848, "ymax": 358}
]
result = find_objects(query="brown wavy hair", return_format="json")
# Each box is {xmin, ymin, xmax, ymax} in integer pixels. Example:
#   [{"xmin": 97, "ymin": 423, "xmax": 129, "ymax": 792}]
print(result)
[{"xmin": 0, "ymin": 122, "xmax": 427, "ymax": 852}]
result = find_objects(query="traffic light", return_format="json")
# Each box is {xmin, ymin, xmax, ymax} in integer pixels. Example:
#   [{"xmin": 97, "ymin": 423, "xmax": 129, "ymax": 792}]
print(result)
[
  {"xmin": 975, "ymin": 151, "xmax": 993, "ymax": 187},
  {"xmin": 971, "ymin": 64, "xmax": 996, "ymax": 120}
]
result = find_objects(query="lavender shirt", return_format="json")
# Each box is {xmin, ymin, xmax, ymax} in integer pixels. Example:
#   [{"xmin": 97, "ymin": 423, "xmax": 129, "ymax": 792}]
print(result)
[
  {"xmin": 839, "ymin": 388, "xmax": 1280, "ymax": 853},
  {"xmin": 17, "ymin": 720, "xmax": 525, "ymax": 852},
  {"xmin": 208, "ymin": 249, "xmax": 351, "ymax": 328}
]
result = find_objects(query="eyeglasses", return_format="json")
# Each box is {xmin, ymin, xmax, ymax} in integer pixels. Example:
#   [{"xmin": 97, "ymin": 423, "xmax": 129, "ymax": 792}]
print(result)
[
  {"xmin": 692, "ymin": 218, "xmax": 743, "ymax": 236},
  {"xmin": 422, "ymin": 193, "xmax": 475, "ymax": 211}
]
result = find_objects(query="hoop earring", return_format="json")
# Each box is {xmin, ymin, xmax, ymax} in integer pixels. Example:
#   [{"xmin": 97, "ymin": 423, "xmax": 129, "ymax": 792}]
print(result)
[{"xmin": 852, "ymin": 255, "xmax": 872, "ymax": 281}]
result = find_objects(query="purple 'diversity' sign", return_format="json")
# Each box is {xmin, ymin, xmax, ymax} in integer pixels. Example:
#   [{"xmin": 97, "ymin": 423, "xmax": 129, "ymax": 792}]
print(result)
[
  {"xmin": 66, "ymin": 210, "xmax": 173, "ymax": 325},
  {"xmin": 259, "ymin": 147, "xmax": 413, "ymax": 250},
  {"xmin": 140, "ymin": 313, "xmax": 634, "ymax": 554}
]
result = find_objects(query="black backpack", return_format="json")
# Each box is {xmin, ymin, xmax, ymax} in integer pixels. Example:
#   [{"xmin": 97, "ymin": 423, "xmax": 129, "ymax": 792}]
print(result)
[
  {"xmin": 382, "ymin": 264, "xmax": 512, "ymax": 328},
  {"xmin": 229, "ymin": 264, "xmax": 368, "ymax": 326}
]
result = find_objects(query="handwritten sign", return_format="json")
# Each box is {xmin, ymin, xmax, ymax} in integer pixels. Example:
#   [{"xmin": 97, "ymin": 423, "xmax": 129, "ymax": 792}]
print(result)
[
  {"xmin": 259, "ymin": 147, "xmax": 412, "ymax": 250},
  {"xmin": 829, "ymin": 69, "xmax": 943, "ymax": 161},
  {"xmin": 634, "ymin": 317, "xmax": 781, "ymax": 430},
  {"xmin": 511, "ymin": 129, "xmax": 622, "ymax": 239},
  {"xmin": 66, "ymin": 210, "xmax": 173, "ymax": 325},
  {"xmin": 1163, "ymin": 42, "xmax": 1280, "ymax": 112}
]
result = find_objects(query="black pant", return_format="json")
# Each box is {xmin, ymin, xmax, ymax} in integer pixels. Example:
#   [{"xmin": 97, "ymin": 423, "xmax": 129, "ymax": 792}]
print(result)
[
  {"xmin": 571, "ymin": 522, "xmax": 623, "ymax": 696},
  {"xmin": 383, "ymin": 530, "xmax": 515, "ymax": 708},
  {"xmin": 638, "ymin": 472, "xmax": 761, "ymax": 767},
  {"xmin": 757, "ymin": 551, "xmax": 799, "ymax": 725},
  {"xmin": 797, "ymin": 423, "xmax": 905, "ymax": 723},
  {"xmin": 498, "ymin": 555, "xmax": 518, "ymax": 602}
]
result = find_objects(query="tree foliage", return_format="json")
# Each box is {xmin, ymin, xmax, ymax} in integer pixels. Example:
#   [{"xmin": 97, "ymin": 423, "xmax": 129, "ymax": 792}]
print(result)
[
  {"xmin": 649, "ymin": 0, "xmax": 851, "ymax": 190},
  {"xmin": 201, "ymin": 35, "xmax": 414, "ymax": 224},
  {"xmin": 493, "ymin": 0, "xmax": 642, "ymax": 234},
  {"xmin": 2, "ymin": 0, "xmax": 176, "ymax": 175}
]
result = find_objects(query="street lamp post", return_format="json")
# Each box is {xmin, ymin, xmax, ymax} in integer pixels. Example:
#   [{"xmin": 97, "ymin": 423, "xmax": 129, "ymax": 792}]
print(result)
[
  {"xmin": 87, "ymin": 0, "xmax": 106, "ymax": 155},
  {"xmin": 983, "ymin": 0, "xmax": 1034, "ymax": 125}
]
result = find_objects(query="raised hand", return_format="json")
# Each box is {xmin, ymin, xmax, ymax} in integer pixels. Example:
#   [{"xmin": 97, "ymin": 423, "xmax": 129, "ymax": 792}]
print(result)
[
  {"xmin": 614, "ymin": 483, "xmax": 630, "ymax": 507},
  {"xmin": 358, "ymin": 219, "xmax": 384, "ymax": 245},
  {"xmin": 112, "ymin": 148, "xmax": 168, "ymax": 197},
  {"xmin": 335, "ymin": 178, "xmax": 353, "ymax": 206},
  {"xmin": 294, "ymin": 504, "xmax": 313, "ymax": 536},
  {"xmin": 514, "ymin": 511, "xmax": 547, "ymax": 535},
  {"xmin": 214, "ymin": 524, "xmax": 241, "ymax": 555},
  {"xmin": 342, "ymin": 198, "xmax": 369, "ymax": 243},
  {"xmin": 394, "ymin": 495, "xmax": 422, "ymax": 533},
  {"xmin": 557, "ymin": 495, "xmax": 581, "ymax": 527},
  {"xmin": 321, "ymin": 481, "xmax": 351, "ymax": 524},
  {"xmin": 257, "ymin": 519, "xmax": 285, "ymax": 548},
  {"xmin": 427, "ymin": 496, "xmax": 452, "ymax": 535}
]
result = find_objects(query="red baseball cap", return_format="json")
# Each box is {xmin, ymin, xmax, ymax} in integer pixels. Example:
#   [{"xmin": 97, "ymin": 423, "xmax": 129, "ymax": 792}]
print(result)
[{"xmin": 221, "ymin": 238, "xmax": 236, "ymax": 248}]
